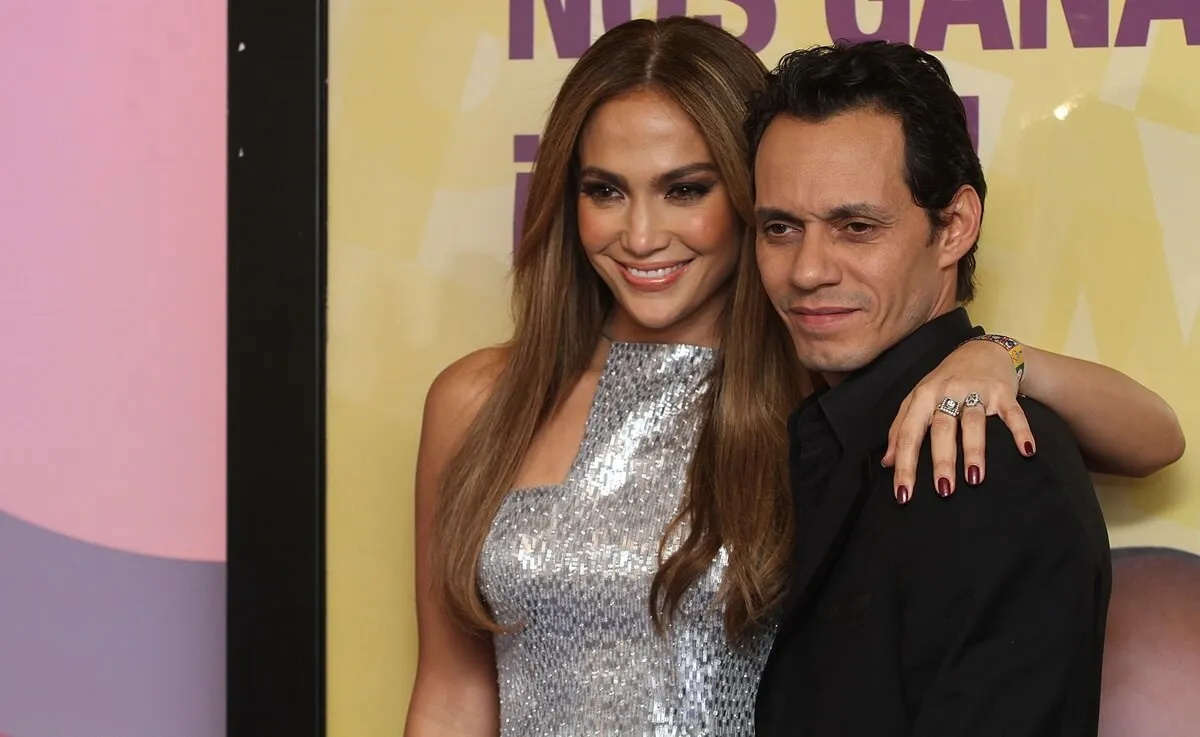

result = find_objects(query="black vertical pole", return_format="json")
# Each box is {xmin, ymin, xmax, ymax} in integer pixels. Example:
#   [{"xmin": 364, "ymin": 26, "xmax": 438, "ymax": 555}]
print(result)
[{"xmin": 226, "ymin": 0, "xmax": 327, "ymax": 735}]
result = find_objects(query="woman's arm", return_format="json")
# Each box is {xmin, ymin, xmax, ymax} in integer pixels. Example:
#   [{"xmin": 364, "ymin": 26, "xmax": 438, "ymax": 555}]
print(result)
[
  {"xmin": 885, "ymin": 338, "xmax": 1185, "ymax": 500},
  {"xmin": 1020, "ymin": 346, "xmax": 1184, "ymax": 477},
  {"xmin": 405, "ymin": 350, "xmax": 505, "ymax": 737}
]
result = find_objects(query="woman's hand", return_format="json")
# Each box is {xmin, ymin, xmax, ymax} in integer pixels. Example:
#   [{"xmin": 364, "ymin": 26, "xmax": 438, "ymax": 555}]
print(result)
[{"xmin": 884, "ymin": 337, "xmax": 1035, "ymax": 503}]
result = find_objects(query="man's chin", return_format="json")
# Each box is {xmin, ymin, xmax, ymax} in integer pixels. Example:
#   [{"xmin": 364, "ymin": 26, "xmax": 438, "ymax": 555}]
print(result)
[{"xmin": 792, "ymin": 342, "xmax": 873, "ymax": 378}]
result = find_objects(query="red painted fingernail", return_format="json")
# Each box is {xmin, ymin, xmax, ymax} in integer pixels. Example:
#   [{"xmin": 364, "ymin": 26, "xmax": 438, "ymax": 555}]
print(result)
[
  {"xmin": 1024, "ymin": 441, "xmax": 1035, "ymax": 456},
  {"xmin": 897, "ymin": 486, "xmax": 910, "ymax": 504},
  {"xmin": 937, "ymin": 477, "xmax": 952, "ymax": 497},
  {"xmin": 967, "ymin": 465, "xmax": 981, "ymax": 485}
]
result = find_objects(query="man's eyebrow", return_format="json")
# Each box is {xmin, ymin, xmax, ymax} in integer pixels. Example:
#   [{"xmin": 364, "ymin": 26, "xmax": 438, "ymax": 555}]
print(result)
[
  {"xmin": 754, "ymin": 203, "xmax": 894, "ymax": 225},
  {"xmin": 754, "ymin": 206, "xmax": 801, "ymax": 225},
  {"xmin": 823, "ymin": 202, "xmax": 893, "ymax": 221}
]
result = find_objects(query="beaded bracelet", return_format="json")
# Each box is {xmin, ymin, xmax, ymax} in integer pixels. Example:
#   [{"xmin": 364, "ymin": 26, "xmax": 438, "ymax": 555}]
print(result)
[{"xmin": 969, "ymin": 334, "xmax": 1025, "ymax": 386}]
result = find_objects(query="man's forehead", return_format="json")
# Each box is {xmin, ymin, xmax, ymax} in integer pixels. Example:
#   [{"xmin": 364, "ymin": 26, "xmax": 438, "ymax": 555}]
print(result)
[
  {"xmin": 757, "ymin": 110, "xmax": 903, "ymax": 168},
  {"xmin": 754, "ymin": 159, "xmax": 898, "ymax": 216},
  {"xmin": 754, "ymin": 112, "xmax": 906, "ymax": 209}
]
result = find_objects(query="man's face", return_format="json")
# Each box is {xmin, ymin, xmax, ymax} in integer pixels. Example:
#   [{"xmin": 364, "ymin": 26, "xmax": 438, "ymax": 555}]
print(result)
[{"xmin": 753, "ymin": 108, "xmax": 962, "ymax": 384}]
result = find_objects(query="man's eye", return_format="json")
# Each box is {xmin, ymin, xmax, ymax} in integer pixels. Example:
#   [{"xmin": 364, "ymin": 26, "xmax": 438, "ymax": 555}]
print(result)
[{"xmin": 764, "ymin": 223, "xmax": 793, "ymax": 236}]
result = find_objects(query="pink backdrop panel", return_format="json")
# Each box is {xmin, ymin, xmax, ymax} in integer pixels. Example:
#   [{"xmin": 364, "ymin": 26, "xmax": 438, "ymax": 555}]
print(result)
[{"xmin": 0, "ymin": 0, "xmax": 226, "ymax": 562}]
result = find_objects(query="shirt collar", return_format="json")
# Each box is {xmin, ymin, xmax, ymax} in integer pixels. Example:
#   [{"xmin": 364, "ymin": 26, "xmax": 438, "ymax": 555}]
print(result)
[{"xmin": 815, "ymin": 307, "xmax": 983, "ymax": 449}]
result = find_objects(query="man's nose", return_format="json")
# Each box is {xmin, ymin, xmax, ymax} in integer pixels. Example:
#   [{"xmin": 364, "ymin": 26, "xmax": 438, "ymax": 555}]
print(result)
[{"xmin": 789, "ymin": 232, "xmax": 841, "ymax": 291}]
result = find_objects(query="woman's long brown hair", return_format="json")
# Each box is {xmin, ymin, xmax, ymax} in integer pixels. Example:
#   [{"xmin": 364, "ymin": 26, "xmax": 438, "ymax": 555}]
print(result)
[{"xmin": 431, "ymin": 16, "xmax": 806, "ymax": 639}]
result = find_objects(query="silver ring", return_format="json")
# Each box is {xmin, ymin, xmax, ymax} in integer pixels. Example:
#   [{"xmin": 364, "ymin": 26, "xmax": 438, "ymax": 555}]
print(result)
[
  {"xmin": 936, "ymin": 396, "xmax": 962, "ymax": 418},
  {"xmin": 963, "ymin": 392, "xmax": 983, "ymax": 409}
]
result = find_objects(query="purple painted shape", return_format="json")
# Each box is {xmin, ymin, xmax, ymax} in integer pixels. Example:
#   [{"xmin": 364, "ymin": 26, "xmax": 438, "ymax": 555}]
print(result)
[
  {"xmin": 0, "ymin": 511, "xmax": 224, "ymax": 737},
  {"xmin": 513, "ymin": 135, "xmax": 539, "ymax": 254},
  {"xmin": 961, "ymin": 95, "xmax": 980, "ymax": 153},
  {"xmin": 825, "ymin": 0, "xmax": 911, "ymax": 44},
  {"xmin": 514, "ymin": 134, "xmax": 540, "ymax": 163},
  {"xmin": 514, "ymin": 171, "xmax": 535, "ymax": 255},
  {"xmin": 509, "ymin": 0, "xmax": 776, "ymax": 59},
  {"xmin": 1018, "ymin": 0, "xmax": 1108, "ymax": 48},
  {"xmin": 726, "ymin": 0, "xmax": 777, "ymax": 52},
  {"xmin": 656, "ymin": 0, "xmax": 722, "ymax": 26},
  {"xmin": 509, "ymin": 0, "xmax": 591, "ymax": 59},
  {"xmin": 914, "ymin": 0, "xmax": 1015, "ymax": 50},
  {"xmin": 1114, "ymin": 0, "xmax": 1199, "ymax": 46},
  {"xmin": 602, "ymin": 0, "xmax": 632, "ymax": 29}
]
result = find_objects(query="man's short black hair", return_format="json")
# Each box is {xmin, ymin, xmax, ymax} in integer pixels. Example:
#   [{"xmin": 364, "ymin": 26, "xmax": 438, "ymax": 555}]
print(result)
[{"xmin": 746, "ymin": 40, "xmax": 985, "ymax": 302}]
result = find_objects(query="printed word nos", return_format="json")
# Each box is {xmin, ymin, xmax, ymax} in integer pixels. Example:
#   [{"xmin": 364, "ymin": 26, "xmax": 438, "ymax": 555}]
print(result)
[{"xmin": 508, "ymin": 0, "xmax": 777, "ymax": 58}]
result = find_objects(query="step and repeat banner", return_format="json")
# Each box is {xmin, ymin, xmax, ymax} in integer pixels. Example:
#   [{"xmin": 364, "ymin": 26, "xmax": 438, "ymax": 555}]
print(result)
[
  {"xmin": 328, "ymin": 1, "xmax": 1199, "ymax": 733},
  {"xmin": 0, "ymin": 3, "xmax": 227, "ymax": 737}
]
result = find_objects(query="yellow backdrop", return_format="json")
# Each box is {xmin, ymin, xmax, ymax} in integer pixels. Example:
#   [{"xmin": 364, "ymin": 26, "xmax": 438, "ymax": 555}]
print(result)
[{"xmin": 327, "ymin": 1, "xmax": 1199, "ymax": 733}]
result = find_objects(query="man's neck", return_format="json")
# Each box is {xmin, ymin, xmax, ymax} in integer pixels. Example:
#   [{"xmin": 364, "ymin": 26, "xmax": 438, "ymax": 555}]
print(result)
[
  {"xmin": 819, "ymin": 301, "xmax": 962, "ymax": 389},
  {"xmin": 823, "ymin": 372, "xmax": 846, "ymax": 388},
  {"xmin": 809, "ymin": 307, "xmax": 980, "ymax": 451}
]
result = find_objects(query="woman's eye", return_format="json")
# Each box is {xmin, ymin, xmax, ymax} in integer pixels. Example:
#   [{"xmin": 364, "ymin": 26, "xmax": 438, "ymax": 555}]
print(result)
[
  {"xmin": 667, "ymin": 183, "xmax": 710, "ymax": 200},
  {"xmin": 582, "ymin": 184, "xmax": 621, "ymax": 201}
]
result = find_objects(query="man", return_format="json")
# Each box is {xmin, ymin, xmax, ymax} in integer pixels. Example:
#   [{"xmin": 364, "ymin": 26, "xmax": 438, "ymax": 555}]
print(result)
[{"xmin": 749, "ymin": 42, "xmax": 1112, "ymax": 736}]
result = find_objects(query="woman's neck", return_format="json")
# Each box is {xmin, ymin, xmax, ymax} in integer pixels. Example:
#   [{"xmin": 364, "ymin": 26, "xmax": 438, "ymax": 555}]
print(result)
[{"xmin": 604, "ymin": 286, "xmax": 729, "ymax": 348}]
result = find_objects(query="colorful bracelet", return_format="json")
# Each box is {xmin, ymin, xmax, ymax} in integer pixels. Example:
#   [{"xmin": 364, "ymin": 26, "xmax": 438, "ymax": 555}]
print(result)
[{"xmin": 969, "ymin": 334, "xmax": 1025, "ymax": 386}]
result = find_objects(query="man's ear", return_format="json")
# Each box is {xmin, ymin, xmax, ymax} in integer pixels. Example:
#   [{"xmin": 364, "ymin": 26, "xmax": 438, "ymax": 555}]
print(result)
[{"xmin": 933, "ymin": 185, "xmax": 982, "ymax": 268}]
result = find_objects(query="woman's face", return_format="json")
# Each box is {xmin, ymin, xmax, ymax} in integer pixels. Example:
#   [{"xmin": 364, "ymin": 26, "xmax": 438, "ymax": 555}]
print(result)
[{"xmin": 576, "ymin": 88, "xmax": 741, "ymax": 346}]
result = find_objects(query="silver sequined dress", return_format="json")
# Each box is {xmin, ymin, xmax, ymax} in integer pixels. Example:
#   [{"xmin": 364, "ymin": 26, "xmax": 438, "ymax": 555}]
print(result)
[{"xmin": 478, "ymin": 341, "xmax": 776, "ymax": 736}]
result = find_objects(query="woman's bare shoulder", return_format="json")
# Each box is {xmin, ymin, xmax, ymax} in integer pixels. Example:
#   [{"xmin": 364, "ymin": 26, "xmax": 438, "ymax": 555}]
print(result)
[{"xmin": 424, "ymin": 345, "xmax": 511, "ymax": 429}]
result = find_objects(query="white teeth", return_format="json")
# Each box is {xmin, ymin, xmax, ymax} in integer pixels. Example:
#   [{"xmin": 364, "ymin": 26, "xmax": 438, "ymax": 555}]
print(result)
[{"xmin": 628, "ymin": 264, "xmax": 684, "ymax": 278}]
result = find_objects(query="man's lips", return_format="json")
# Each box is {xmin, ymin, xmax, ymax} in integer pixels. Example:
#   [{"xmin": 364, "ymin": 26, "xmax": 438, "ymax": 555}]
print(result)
[{"xmin": 787, "ymin": 306, "xmax": 860, "ymax": 328}]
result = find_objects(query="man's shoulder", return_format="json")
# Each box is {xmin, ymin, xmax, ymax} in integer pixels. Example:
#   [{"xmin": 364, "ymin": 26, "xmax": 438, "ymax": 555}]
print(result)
[
  {"xmin": 974, "ymin": 394, "xmax": 1089, "ymax": 482},
  {"xmin": 1015, "ymin": 394, "xmax": 1076, "ymax": 443},
  {"xmin": 902, "ymin": 397, "xmax": 1100, "ymax": 538},
  {"xmin": 1008, "ymin": 395, "xmax": 1092, "ymax": 486},
  {"xmin": 891, "ymin": 401, "xmax": 1111, "ymax": 588}
]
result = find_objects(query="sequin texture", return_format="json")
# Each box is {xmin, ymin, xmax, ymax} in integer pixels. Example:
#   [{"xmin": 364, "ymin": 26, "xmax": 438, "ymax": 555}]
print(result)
[{"xmin": 478, "ymin": 342, "xmax": 777, "ymax": 736}]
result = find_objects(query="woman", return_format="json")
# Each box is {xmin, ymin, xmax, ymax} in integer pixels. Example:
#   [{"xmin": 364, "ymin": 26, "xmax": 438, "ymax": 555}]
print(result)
[{"xmin": 406, "ymin": 17, "xmax": 1183, "ymax": 737}]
